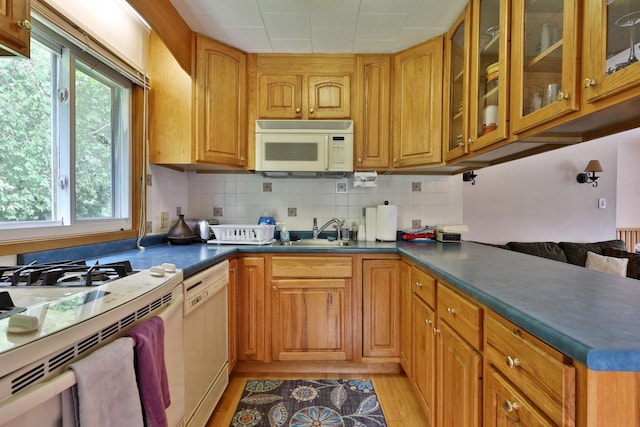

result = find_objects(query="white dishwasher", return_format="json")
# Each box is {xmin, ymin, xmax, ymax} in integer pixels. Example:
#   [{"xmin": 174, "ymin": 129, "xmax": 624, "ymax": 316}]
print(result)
[{"xmin": 183, "ymin": 260, "xmax": 229, "ymax": 427}]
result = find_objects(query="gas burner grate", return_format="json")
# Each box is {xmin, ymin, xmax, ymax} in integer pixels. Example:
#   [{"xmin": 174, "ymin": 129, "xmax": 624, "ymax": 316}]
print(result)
[{"xmin": 0, "ymin": 260, "xmax": 136, "ymax": 287}]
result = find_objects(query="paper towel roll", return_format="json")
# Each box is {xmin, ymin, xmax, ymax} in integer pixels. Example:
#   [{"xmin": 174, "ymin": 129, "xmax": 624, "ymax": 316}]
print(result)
[
  {"xmin": 365, "ymin": 207, "xmax": 377, "ymax": 242},
  {"xmin": 376, "ymin": 203, "xmax": 398, "ymax": 241}
]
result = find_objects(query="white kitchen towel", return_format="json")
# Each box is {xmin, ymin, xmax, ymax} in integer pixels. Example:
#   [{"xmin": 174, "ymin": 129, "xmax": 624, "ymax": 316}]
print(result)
[
  {"xmin": 62, "ymin": 337, "xmax": 144, "ymax": 427},
  {"xmin": 376, "ymin": 204, "xmax": 398, "ymax": 241}
]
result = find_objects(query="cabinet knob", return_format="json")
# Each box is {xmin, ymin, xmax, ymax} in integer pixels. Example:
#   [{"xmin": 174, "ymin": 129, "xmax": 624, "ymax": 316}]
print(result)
[
  {"xmin": 433, "ymin": 327, "xmax": 441, "ymax": 335},
  {"xmin": 506, "ymin": 355, "xmax": 521, "ymax": 368},
  {"xmin": 557, "ymin": 92, "xmax": 570, "ymax": 101},
  {"xmin": 240, "ymin": 156, "xmax": 246, "ymax": 161},
  {"xmin": 415, "ymin": 281, "xmax": 423, "ymax": 288},
  {"xmin": 583, "ymin": 78, "xmax": 597, "ymax": 88},
  {"xmin": 309, "ymin": 108, "xmax": 315, "ymax": 113},
  {"xmin": 425, "ymin": 319, "xmax": 432, "ymax": 325},
  {"xmin": 447, "ymin": 307, "xmax": 456, "ymax": 315},
  {"xmin": 272, "ymin": 285, "xmax": 277, "ymax": 291},
  {"xmin": 229, "ymin": 268, "xmax": 235, "ymax": 272},
  {"xmin": 295, "ymin": 107, "xmax": 301, "ymax": 113},
  {"xmin": 504, "ymin": 400, "xmax": 519, "ymax": 413},
  {"xmin": 358, "ymin": 157, "xmax": 362, "ymax": 163},
  {"xmin": 17, "ymin": 19, "xmax": 31, "ymax": 31},
  {"xmin": 467, "ymin": 137, "xmax": 474, "ymax": 145}
]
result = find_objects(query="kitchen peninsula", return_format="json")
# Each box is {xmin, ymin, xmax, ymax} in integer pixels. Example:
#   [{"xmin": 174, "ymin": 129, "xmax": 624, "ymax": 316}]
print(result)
[{"xmin": 24, "ymin": 237, "xmax": 640, "ymax": 426}]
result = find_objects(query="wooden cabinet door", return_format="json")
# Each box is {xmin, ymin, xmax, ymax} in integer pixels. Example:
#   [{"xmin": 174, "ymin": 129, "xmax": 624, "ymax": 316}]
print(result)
[
  {"xmin": 271, "ymin": 278, "xmax": 352, "ymax": 361},
  {"xmin": 437, "ymin": 321, "xmax": 482, "ymax": 427},
  {"xmin": 412, "ymin": 295, "xmax": 437, "ymax": 427},
  {"xmin": 399, "ymin": 261, "xmax": 412, "ymax": 374},
  {"xmin": 392, "ymin": 35, "xmax": 444, "ymax": 168},
  {"xmin": 258, "ymin": 74, "xmax": 303, "ymax": 119},
  {"xmin": 307, "ymin": 75, "xmax": 351, "ymax": 119},
  {"xmin": 354, "ymin": 55, "xmax": 391, "ymax": 170},
  {"xmin": 362, "ymin": 259, "xmax": 400, "ymax": 358},
  {"xmin": 237, "ymin": 256, "xmax": 265, "ymax": 361},
  {"xmin": 0, "ymin": 0, "xmax": 29, "ymax": 57},
  {"xmin": 228, "ymin": 258, "xmax": 238, "ymax": 372},
  {"xmin": 484, "ymin": 367, "xmax": 554, "ymax": 427},
  {"xmin": 195, "ymin": 35, "xmax": 247, "ymax": 168}
]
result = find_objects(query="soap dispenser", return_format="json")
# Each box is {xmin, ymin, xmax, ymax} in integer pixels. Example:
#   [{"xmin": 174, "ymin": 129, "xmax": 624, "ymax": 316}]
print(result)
[{"xmin": 278, "ymin": 222, "xmax": 290, "ymax": 243}]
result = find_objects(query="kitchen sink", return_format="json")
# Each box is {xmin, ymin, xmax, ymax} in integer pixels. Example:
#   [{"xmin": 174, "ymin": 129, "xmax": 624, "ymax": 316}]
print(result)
[{"xmin": 279, "ymin": 239, "xmax": 352, "ymax": 247}]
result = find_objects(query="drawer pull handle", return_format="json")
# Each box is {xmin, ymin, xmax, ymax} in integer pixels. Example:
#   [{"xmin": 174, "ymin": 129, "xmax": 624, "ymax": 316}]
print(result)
[
  {"xmin": 506, "ymin": 356, "xmax": 521, "ymax": 368},
  {"xmin": 447, "ymin": 307, "xmax": 456, "ymax": 315},
  {"xmin": 415, "ymin": 281, "xmax": 423, "ymax": 288},
  {"xmin": 504, "ymin": 400, "xmax": 519, "ymax": 412}
]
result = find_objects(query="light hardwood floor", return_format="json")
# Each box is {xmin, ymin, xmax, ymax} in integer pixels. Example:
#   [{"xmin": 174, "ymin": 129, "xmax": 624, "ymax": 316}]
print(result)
[{"xmin": 206, "ymin": 373, "xmax": 426, "ymax": 426}]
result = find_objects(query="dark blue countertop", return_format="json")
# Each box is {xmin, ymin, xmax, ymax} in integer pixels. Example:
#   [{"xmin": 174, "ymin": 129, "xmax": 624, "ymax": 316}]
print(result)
[{"xmin": 20, "ymin": 237, "xmax": 640, "ymax": 372}]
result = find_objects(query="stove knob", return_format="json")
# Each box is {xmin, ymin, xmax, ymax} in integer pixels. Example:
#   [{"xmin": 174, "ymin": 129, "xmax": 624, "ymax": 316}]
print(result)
[
  {"xmin": 162, "ymin": 263, "xmax": 177, "ymax": 273},
  {"xmin": 150, "ymin": 266, "xmax": 166, "ymax": 277}
]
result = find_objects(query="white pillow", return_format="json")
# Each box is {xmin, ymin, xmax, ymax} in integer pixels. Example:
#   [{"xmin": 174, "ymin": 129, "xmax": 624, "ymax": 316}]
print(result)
[{"xmin": 585, "ymin": 251, "xmax": 629, "ymax": 277}]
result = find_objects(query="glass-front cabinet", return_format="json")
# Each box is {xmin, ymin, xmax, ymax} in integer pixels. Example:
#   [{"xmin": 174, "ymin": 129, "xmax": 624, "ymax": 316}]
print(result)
[
  {"xmin": 444, "ymin": 7, "xmax": 472, "ymax": 162},
  {"xmin": 511, "ymin": 0, "xmax": 578, "ymax": 134},
  {"xmin": 468, "ymin": 0, "xmax": 509, "ymax": 152},
  {"xmin": 584, "ymin": 0, "xmax": 640, "ymax": 103}
]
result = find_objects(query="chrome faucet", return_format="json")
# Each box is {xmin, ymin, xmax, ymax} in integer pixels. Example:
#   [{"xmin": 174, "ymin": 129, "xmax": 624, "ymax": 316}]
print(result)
[{"xmin": 312, "ymin": 217, "xmax": 344, "ymax": 240}]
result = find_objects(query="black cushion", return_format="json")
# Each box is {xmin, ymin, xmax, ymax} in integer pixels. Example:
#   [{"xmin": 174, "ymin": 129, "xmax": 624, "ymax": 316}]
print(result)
[
  {"xmin": 506, "ymin": 242, "xmax": 567, "ymax": 263},
  {"xmin": 603, "ymin": 247, "xmax": 640, "ymax": 279},
  {"xmin": 559, "ymin": 240, "xmax": 627, "ymax": 266}
]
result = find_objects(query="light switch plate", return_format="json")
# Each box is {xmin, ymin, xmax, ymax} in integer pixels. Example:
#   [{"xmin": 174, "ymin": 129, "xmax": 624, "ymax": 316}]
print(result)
[{"xmin": 598, "ymin": 198, "xmax": 606, "ymax": 209}]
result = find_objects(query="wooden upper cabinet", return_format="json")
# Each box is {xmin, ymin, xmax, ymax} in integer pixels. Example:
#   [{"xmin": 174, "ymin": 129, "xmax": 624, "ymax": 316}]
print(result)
[
  {"xmin": 392, "ymin": 35, "xmax": 444, "ymax": 168},
  {"xmin": 354, "ymin": 55, "xmax": 391, "ymax": 170},
  {"xmin": 148, "ymin": 33, "xmax": 247, "ymax": 170},
  {"xmin": 583, "ymin": 0, "xmax": 640, "ymax": 104},
  {"xmin": 258, "ymin": 72, "xmax": 351, "ymax": 119},
  {"xmin": 195, "ymin": 35, "xmax": 247, "ymax": 168},
  {"xmin": 510, "ymin": 0, "xmax": 579, "ymax": 134},
  {"xmin": 0, "ymin": 0, "xmax": 30, "ymax": 57}
]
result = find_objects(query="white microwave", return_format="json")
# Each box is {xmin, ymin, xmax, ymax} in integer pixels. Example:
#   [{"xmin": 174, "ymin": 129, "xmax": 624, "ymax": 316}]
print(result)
[{"xmin": 255, "ymin": 120, "xmax": 353, "ymax": 173}]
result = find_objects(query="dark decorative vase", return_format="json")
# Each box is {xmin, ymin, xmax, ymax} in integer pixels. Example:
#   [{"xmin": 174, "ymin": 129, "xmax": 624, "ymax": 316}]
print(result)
[{"xmin": 167, "ymin": 214, "xmax": 194, "ymax": 245}]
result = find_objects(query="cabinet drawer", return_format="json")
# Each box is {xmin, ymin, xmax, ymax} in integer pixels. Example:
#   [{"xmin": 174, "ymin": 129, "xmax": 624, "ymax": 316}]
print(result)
[
  {"xmin": 437, "ymin": 283, "xmax": 482, "ymax": 350},
  {"xmin": 412, "ymin": 266, "xmax": 436, "ymax": 308},
  {"xmin": 484, "ymin": 366, "xmax": 555, "ymax": 426},
  {"xmin": 485, "ymin": 312, "xmax": 575, "ymax": 426},
  {"xmin": 271, "ymin": 256, "xmax": 352, "ymax": 278}
]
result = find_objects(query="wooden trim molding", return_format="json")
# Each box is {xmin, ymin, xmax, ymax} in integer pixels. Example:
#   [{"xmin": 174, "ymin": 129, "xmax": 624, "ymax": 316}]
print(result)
[{"xmin": 125, "ymin": 0, "xmax": 193, "ymax": 74}]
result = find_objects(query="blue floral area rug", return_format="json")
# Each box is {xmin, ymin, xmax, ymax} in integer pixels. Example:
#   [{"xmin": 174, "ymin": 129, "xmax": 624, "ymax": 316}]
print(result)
[{"xmin": 230, "ymin": 379, "xmax": 388, "ymax": 427}]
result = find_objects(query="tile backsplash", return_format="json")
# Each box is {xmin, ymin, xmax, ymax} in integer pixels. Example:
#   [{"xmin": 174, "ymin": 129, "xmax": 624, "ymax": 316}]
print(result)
[{"xmin": 148, "ymin": 165, "xmax": 463, "ymax": 234}]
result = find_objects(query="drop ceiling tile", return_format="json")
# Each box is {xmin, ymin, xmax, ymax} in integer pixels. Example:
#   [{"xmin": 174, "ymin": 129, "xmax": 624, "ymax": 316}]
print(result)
[
  {"xmin": 258, "ymin": 0, "xmax": 310, "ymax": 13},
  {"xmin": 310, "ymin": 0, "xmax": 359, "ymax": 27},
  {"xmin": 360, "ymin": 0, "xmax": 416, "ymax": 13},
  {"xmin": 205, "ymin": 0, "xmax": 263, "ymax": 25},
  {"xmin": 270, "ymin": 38, "xmax": 313, "ymax": 53},
  {"xmin": 403, "ymin": 1, "xmax": 465, "ymax": 27},
  {"xmin": 221, "ymin": 26, "xmax": 273, "ymax": 52},
  {"xmin": 263, "ymin": 13, "xmax": 311, "ymax": 39},
  {"xmin": 311, "ymin": 27, "xmax": 355, "ymax": 52},
  {"xmin": 394, "ymin": 27, "xmax": 446, "ymax": 50},
  {"xmin": 353, "ymin": 39, "xmax": 397, "ymax": 53},
  {"xmin": 355, "ymin": 13, "xmax": 406, "ymax": 39}
]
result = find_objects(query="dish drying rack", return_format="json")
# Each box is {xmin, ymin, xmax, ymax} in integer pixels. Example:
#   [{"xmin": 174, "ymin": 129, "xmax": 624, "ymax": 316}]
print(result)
[{"xmin": 208, "ymin": 224, "xmax": 276, "ymax": 245}]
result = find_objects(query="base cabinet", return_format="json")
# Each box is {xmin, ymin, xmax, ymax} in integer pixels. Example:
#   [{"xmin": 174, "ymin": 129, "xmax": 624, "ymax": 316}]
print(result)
[
  {"xmin": 237, "ymin": 256, "xmax": 266, "ymax": 361},
  {"xmin": 228, "ymin": 258, "xmax": 238, "ymax": 372},
  {"xmin": 362, "ymin": 259, "xmax": 400, "ymax": 358},
  {"xmin": 412, "ymin": 294, "xmax": 436, "ymax": 426}
]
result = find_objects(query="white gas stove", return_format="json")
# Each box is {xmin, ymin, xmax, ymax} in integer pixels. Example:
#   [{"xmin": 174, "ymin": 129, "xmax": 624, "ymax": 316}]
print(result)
[{"xmin": 0, "ymin": 262, "xmax": 184, "ymax": 414}]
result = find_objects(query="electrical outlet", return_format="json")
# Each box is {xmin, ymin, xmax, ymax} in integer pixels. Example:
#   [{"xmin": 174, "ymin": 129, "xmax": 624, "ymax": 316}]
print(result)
[
  {"xmin": 176, "ymin": 206, "xmax": 182, "ymax": 216},
  {"xmin": 412, "ymin": 219, "xmax": 422, "ymax": 229},
  {"xmin": 213, "ymin": 207, "xmax": 223, "ymax": 216},
  {"xmin": 412, "ymin": 182, "xmax": 421, "ymax": 192},
  {"xmin": 160, "ymin": 211, "xmax": 169, "ymax": 229},
  {"xmin": 146, "ymin": 221, "xmax": 152, "ymax": 233},
  {"xmin": 146, "ymin": 174, "xmax": 152, "ymax": 186},
  {"xmin": 263, "ymin": 182, "xmax": 272, "ymax": 192},
  {"xmin": 288, "ymin": 207, "xmax": 297, "ymax": 217},
  {"xmin": 336, "ymin": 181, "xmax": 347, "ymax": 193}
]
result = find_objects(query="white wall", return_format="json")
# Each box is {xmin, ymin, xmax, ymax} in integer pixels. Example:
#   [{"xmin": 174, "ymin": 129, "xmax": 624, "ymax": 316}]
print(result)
[
  {"xmin": 462, "ymin": 135, "xmax": 619, "ymax": 244},
  {"xmin": 616, "ymin": 131, "xmax": 640, "ymax": 227}
]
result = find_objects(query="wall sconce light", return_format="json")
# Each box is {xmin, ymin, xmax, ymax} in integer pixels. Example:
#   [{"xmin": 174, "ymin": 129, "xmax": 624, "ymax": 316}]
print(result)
[
  {"xmin": 463, "ymin": 171, "xmax": 478, "ymax": 185},
  {"xmin": 576, "ymin": 160, "xmax": 603, "ymax": 187}
]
